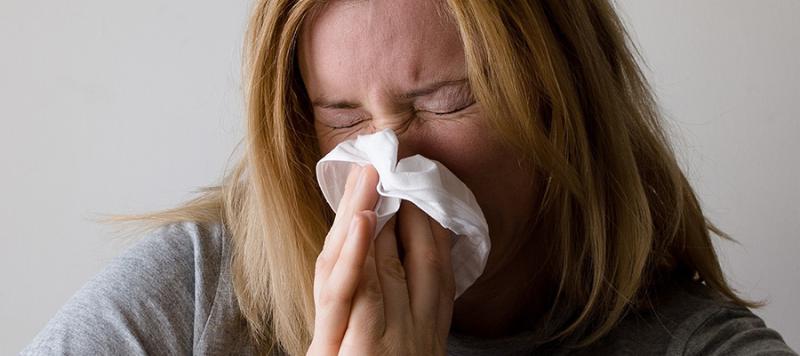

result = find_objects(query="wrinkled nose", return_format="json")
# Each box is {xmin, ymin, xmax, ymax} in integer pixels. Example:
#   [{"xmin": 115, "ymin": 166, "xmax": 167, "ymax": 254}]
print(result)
[{"xmin": 368, "ymin": 120, "xmax": 427, "ymax": 162}]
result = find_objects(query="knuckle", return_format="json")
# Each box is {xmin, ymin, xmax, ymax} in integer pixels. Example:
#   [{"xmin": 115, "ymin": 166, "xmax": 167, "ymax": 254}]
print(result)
[
  {"xmin": 364, "ymin": 282, "xmax": 383, "ymax": 302},
  {"xmin": 314, "ymin": 252, "xmax": 332, "ymax": 273},
  {"xmin": 380, "ymin": 336, "xmax": 405, "ymax": 355},
  {"xmin": 383, "ymin": 331, "xmax": 413, "ymax": 355},
  {"xmin": 421, "ymin": 250, "xmax": 442, "ymax": 270},
  {"xmin": 362, "ymin": 305, "xmax": 384, "ymax": 330},
  {"xmin": 365, "ymin": 285, "xmax": 382, "ymax": 302},
  {"xmin": 319, "ymin": 284, "xmax": 350, "ymax": 307},
  {"xmin": 339, "ymin": 336, "xmax": 379, "ymax": 356},
  {"xmin": 356, "ymin": 309, "xmax": 386, "ymax": 341},
  {"xmin": 307, "ymin": 340, "xmax": 336, "ymax": 356},
  {"xmin": 337, "ymin": 334, "xmax": 361, "ymax": 354},
  {"xmin": 441, "ymin": 274, "xmax": 456, "ymax": 299},
  {"xmin": 362, "ymin": 276, "xmax": 383, "ymax": 301},
  {"xmin": 378, "ymin": 256, "xmax": 407, "ymax": 282}
]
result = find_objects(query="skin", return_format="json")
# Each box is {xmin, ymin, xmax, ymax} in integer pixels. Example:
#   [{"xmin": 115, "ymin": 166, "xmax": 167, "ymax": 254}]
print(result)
[{"xmin": 298, "ymin": 0, "xmax": 551, "ymax": 352}]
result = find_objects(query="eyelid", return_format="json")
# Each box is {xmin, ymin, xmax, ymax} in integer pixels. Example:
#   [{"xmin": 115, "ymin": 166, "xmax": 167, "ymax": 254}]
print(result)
[
  {"xmin": 322, "ymin": 99, "xmax": 476, "ymax": 129},
  {"xmin": 316, "ymin": 108, "xmax": 369, "ymax": 129},
  {"xmin": 329, "ymin": 120, "xmax": 363, "ymax": 129},
  {"xmin": 428, "ymin": 99, "xmax": 476, "ymax": 116},
  {"xmin": 322, "ymin": 115, "xmax": 370, "ymax": 130},
  {"xmin": 318, "ymin": 87, "xmax": 476, "ymax": 130},
  {"xmin": 419, "ymin": 86, "xmax": 476, "ymax": 113},
  {"xmin": 415, "ymin": 84, "xmax": 474, "ymax": 110}
]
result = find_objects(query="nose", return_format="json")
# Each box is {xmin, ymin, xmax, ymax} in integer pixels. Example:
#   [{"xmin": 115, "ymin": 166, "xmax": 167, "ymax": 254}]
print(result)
[{"xmin": 368, "ymin": 119, "xmax": 426, "ymax": 162}]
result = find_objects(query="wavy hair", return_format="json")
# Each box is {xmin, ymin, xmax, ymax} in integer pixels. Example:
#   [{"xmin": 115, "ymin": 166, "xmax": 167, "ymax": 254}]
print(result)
[{"xmin": 112, "ymin": 0, "xmax": 757, "ymax": 354}]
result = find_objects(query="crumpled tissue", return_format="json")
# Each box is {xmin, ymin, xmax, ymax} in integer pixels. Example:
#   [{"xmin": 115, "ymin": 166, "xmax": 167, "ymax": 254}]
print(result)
[{"xmin": 315, "ymin": 129, "xmax": 490, "ymax": 298}]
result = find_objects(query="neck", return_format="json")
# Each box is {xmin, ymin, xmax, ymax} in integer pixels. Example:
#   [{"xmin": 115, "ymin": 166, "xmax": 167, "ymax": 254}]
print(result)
[{"xmin": 449, "ymin": 232, "xmax": 554, "ymax": 338}]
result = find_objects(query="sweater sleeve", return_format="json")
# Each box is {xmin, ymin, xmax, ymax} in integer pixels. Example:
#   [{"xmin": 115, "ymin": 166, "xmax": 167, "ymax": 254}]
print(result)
[
  {"xmin": 19, "ymin": 222, "xmax": 221, "ymax": 355},
  {"xmin": 682, "ymin": 304, "xmax": 797, "ymax": 356}
]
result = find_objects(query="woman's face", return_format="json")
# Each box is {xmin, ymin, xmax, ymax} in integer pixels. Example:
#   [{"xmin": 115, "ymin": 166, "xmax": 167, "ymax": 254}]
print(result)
[{"xmin": 298, "ymin": 0, "xmax": 541, "ymax": 284}]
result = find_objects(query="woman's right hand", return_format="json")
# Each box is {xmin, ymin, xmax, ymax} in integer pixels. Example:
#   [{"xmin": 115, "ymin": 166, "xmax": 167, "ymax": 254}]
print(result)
[{"xmin": 308, "ymin": 163, "xmax": 456, "ymax": 355}]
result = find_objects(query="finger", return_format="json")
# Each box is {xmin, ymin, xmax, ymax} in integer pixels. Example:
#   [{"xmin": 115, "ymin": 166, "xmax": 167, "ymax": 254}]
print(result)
[
  {"xmin": 373, "ymin": 215, "xmax": 412, "ymax": 330},
  {"xmin": 319, "ymin": 164, "xmax": 361, "ymax": 256},
  {"xmin": 347, "ymin": 218, "xmax": 386, "ymax": 340},
  {"xmin": 331, "ymin": 164, "xmax": 379, "ymax": 241},
  {"xmin": 429, "ymin": 219, "xmax": 456, "ymax": 343},
  {"xmin": 317, "ymin": 165, "xmax": 379, "ymax": 284},
  {"xmin": 325, "ymin": 163, "xmax": 361, "ymax": 238},
  {"xmin": 397, "ymin": 201, "xmax": 440, "ymax": 329},
  {"xmin": 312, "ymin": 210, "xmax": 375, "ymax": 350},
  {"xmin": 314, "ymin": 164, "xmax": 360, "ymax": 303}
]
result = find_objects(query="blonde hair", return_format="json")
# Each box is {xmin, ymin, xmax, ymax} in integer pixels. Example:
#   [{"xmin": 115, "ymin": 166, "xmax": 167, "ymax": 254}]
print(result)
[{"xmin": 111, "ymin": 0, "xmax": 758, "ymax": 354}]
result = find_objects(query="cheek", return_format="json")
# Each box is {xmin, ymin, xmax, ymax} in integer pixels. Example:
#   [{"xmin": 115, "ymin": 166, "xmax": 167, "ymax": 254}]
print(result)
[
  {"xmin": 417, "ymin": 119, "xmax": 514, "ymax": 190},
  {"xmin": 425, "ymin": 136, "xmax": 499, "ymax": 185},
  {"xmin": 421, "ymin": 121, "xmax": 540, "ymax": 244},
  {"xmin": 314, "ymin": 122, "xmax": 343, "ymax": 155}
]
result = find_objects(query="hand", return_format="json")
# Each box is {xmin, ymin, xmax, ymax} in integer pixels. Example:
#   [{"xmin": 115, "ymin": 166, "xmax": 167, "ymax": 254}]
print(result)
[{"xmin": 308, "ymin": 164, "xmax": 456, "ymax": 355}]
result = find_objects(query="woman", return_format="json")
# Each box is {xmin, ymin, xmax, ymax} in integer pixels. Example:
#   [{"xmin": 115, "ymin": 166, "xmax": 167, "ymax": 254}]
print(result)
[{"xmin": 23, "ymin": 0, "xmax": 796, "ymax": 355}]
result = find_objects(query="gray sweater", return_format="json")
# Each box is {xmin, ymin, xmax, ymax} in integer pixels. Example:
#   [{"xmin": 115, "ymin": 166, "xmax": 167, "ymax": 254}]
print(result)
[{"xmin": 21, "ymin": 221, "xmax": 797, "ymax": 355}]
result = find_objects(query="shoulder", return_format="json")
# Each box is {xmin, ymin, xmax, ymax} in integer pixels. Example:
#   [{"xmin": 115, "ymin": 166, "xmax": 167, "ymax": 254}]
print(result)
[
  {"xmin": 583, "ymin": 280, "xmax": 797, "ymax": 355},
  {"xmin": 674, "ymin": 289, "xmax": 797, "ymax": 356},
  {"xmin": 21, "ymin": 221, "xmax": 255, "ymax": 355}
]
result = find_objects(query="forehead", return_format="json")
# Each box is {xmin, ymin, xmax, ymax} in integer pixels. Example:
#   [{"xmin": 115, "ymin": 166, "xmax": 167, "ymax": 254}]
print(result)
[{"xmin": 298, "ymin": 0, "xmax": 465, "ymax": 99}]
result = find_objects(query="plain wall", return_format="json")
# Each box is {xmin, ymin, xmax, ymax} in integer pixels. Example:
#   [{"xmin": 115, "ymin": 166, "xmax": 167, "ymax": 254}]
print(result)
[{"xmin": 1, "ymin": 0, "xmax": 797, "ymax": 353}]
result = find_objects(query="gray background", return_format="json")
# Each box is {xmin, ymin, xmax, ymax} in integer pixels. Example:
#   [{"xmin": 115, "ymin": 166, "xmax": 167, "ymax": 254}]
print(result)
[{"xmin": 1, "ymin": 0, "xmax": 797, "ymax": 353}]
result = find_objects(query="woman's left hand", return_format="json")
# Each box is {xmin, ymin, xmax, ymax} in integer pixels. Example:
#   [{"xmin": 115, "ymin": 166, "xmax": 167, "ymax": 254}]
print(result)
[{"xmin": 308, "ymin": 164, "xmax": 456, "ymax": 355}]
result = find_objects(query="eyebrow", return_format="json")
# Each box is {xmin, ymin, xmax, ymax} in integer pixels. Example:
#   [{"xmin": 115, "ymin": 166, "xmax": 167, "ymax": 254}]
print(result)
[{"xmin": 311, "ymin": 78, "xmax": 469, "ymax": 109}]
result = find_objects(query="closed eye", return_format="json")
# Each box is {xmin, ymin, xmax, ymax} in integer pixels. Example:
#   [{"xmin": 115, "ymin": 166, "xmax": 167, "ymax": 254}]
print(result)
[
  {"xmin": 328, "ymin": 120, "xmax": 365, "ymax": 130},
  {"xmin": 323, "ymin": 100, "xmax": 477, "ymax": 130},
  {"xmin": 428, "ymin": 100, "xmax": 476, "ymax": 116}
]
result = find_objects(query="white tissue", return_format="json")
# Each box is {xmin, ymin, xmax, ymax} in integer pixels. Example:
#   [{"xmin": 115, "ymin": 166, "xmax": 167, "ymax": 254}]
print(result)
[{"xmin": 315, "ymin": 128, "xmax": 490, "ymax": 299}]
